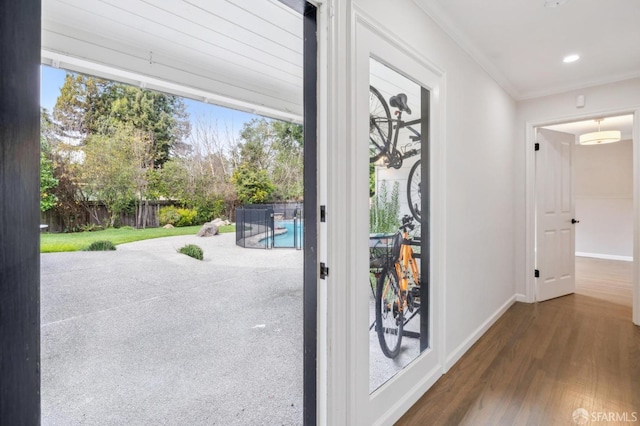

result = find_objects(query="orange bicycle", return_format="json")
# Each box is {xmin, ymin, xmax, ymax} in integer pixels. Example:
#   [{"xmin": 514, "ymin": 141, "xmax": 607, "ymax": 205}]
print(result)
[{"xmin": 375, "ymin": 215, "xmax": 421, "ymax": 358}]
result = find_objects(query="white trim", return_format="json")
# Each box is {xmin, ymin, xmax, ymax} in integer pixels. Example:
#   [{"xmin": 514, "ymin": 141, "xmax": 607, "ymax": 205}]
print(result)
[
  {"xmin": 515, "ymin": 293, "xmax": 527, "ymax": 303},
  {"xmin": 518, "ymin": 71, "xmax": 640, "ymax": 102},
  {"xmin": 525, "ymin": 107, "xmax": 640, "ymax": 326},
  {"xmin": 575, "ymin": 252, "xmax": 633, "ymax": 262},
  {"xmin": 444, "ymin": 296, "xmax": 516, "ymax": 371},
  {"xmin": 633, "ymin": 109, "xmax": 640, "ymax": 326},
  {"xmin": 324, "ymin": 0, "xmax": 353, "ymax": 424},
  {"xmin": 372, "ymin": 365, "xmax": 442, "ymax": 426},
  {"xmin": 410, "ymin": 0, "xmax": 517, "ymax": 99}
]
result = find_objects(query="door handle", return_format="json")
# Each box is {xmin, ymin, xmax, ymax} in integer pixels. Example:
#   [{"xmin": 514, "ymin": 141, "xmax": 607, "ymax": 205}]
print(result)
[{"xmin": 571, "ymin": 218, "xmax": 580, "ymax": 224}]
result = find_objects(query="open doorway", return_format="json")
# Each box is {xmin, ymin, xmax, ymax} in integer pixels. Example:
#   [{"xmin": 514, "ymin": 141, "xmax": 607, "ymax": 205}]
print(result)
[
  {"xmin": 536, "ymin": 114, "xmax": 634, "ymax": 307},
  {"xmin": 540, "ymin": 115, "xmax": 634, "ymax": 306},
  {"xmin": 38, "ymin": 1, "xmax": 318, "ymax": 425}
]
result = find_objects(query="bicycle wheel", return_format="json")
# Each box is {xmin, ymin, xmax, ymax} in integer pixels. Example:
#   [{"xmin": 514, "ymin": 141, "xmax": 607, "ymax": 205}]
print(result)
[
  {"xmin": 407, "ymin": 159, "xmax": 422, "ymax": 223},
  {"xmin": 369, "ymin": 86, "xmax": 391, "ymax": 163},
  {"xmin": 375, "ymin": 266, "xmax": 404, "ymax": 358}
]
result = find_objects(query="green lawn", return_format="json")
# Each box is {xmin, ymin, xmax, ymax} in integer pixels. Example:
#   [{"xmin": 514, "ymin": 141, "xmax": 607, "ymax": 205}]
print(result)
[{"xmin": 41, "ymin": 225, "xmax": 235, "ymax": 253}]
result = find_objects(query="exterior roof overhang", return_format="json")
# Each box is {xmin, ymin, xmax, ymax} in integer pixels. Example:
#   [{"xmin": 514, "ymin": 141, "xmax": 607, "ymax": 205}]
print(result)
[{"xmin": 42, "ymin": 0, "xmax": 304, "ymax": 123}]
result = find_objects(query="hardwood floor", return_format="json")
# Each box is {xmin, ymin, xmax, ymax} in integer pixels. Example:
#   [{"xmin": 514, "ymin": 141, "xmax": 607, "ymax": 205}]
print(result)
[
  {"xmin": 397, "ymin": 295, "xmax": 640, "ymax": 425},
  {"xmin": 576, "ymin": 256, "xmax": 633, "ymax": 307}
]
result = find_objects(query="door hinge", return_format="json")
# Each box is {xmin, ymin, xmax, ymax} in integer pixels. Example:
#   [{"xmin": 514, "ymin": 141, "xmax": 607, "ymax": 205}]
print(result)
[
  {"xmin": 534, "ymin": 143, "xmax": 540, "ymax": 151},
  {"xmin": 320, "ymin": 205, "xmax": 326, "ymax": 222},
  {"xmin": 320, "ymin": 262, "xmax": 329, "ymax": 279},
  {"xmin": 534, "ymin": 269, "xmax": 540, "ymax": 278}
]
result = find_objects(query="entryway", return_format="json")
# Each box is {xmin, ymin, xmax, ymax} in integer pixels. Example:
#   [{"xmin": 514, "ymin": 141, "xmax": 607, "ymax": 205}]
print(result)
[{"xmin": 529, "ymin": 112, "xmax": 639, "ymax": 323}]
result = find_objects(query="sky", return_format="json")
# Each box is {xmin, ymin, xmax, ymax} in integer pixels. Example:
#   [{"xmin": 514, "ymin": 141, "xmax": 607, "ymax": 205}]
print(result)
[{"xmin": 40, "ymin": 65, "xmax": 261, "ymax": 140}]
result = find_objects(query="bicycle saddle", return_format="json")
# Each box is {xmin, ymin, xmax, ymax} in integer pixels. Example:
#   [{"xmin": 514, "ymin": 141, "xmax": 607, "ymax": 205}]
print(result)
[{"xmin": 389, "ymin": 93, "xmax": 412, "ymax": 115}]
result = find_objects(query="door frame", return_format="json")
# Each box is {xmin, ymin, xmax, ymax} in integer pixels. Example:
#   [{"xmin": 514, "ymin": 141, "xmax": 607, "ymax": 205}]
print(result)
[{"xmin": 525, "ymin": 107, "xmax": 640, "ymax": 325}]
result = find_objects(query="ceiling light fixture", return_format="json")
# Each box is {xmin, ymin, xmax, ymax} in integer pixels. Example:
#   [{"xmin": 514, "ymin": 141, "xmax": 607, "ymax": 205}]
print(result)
[
  {"xmin": 579, "ymin": 119, "xmax": 621, "ymax": 145},
  {"xmin": 563, "ymin": 54, "xmax": 580, "ymax": 63}
]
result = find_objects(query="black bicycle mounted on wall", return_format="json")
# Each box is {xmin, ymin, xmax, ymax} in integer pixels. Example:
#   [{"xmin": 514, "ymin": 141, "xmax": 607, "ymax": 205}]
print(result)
[{"xmin": 369, "ymin": 86, "xmax": 422, "ymax": 223}]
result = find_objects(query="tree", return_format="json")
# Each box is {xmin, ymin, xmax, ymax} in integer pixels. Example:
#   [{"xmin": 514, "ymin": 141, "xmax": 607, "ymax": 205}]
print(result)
[
  {"xmin": 53, "ymin": 74, "xmax": 110, "ymax": 139},
  {"xmin": 40, "ymin": 138, "xmax": 58, "ymax": 212},
  {"xmin": 108, "ymin": 85, "xmax": 190, "ymax": 166},
  {"xmin": 231, "ymin": 164, "xmax": 275, "ymax": 204},
  {"xmin": 81, "ymin": 124, "xmax": 141, "ymax": 227},
  {"xmin": 231, "ymin": 118, "xmax": 303, "ymax": 201},
  {"xmin": 271, "ymin": 121, "xmax": 303, "ymax": 200},
  {"xmin": 154, "ymin": 118, "xmax": 237, "ymax": 221},
  {"xmin": 52, "ymin": 73, "xmax": 190, "ymax": 166},
  {"xmin": 235, "ymin": 118, "xmax": 276, "ymax": 170}
]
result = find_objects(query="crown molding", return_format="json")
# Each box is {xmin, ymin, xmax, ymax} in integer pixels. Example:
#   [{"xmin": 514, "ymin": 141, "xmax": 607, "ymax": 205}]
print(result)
[
  {"xmin": 518, "ymin": 71, "xmax": 640, "ymax": 101},
  {"xmin": 411, "ymin": 0, "xmax": 520, "ymax": 100}
]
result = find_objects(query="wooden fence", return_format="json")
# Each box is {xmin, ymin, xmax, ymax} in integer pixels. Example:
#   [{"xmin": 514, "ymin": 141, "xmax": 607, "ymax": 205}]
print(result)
[{"xmin": 40, "ymin": 200, "xmax": 175, "ymax": 233}]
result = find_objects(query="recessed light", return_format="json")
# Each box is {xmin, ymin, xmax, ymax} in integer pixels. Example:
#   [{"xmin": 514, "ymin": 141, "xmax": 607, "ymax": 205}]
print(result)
[
  {"xmin": 545, "ymin": 0, "xmax": 568, "ymax": 7},
  {"xmin": 563, "ymin": 54, "xmax": 580, "ymax": 63}
]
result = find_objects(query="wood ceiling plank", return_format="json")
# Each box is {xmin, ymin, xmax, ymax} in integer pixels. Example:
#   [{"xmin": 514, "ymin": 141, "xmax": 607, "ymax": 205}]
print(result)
[{"xmin": 45, "ymin": 0, "xmax": 302, "ymax": 81}]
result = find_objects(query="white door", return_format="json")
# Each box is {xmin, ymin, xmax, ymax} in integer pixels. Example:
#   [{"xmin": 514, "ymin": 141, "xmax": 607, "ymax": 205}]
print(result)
[{"xmin": 536, "ymin": 128, "xmax": 576, "ymax": 301}]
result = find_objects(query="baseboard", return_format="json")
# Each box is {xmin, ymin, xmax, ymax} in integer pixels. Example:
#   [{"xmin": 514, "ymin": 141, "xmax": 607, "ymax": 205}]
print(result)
[
  {"xmin": 374, "ymin": 364, "xmax": 443, "ymax": 426},
  {"xmin": 575, "ymin": 252, "xmax": 633, "ymax": 262},
  {"xmin": 444, "ymin": 295, "xmax": 516, "ymax": 372},
  {"xmin": 515, "ymin": 293, "xmax": 527, "ymax": 303}
]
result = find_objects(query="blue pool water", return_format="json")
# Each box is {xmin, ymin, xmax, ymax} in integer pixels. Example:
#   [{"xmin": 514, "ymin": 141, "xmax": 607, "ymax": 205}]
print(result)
[{"xmin": 273, "ymin": 221, "xmax": 304, "ymax": 248}]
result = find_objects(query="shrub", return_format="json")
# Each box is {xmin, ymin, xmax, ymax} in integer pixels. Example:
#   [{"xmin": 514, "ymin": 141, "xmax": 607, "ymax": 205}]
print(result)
[
  {"xmin": 176, "ymin": 208, "xmax": 197, "ymax": 227},
  {"xmin": 370, "ymin": 180, "xmax": 400, "ymax": 233},
  {"xmin": 194, "ymin": 199, "xmax": 226, "ymax": 224},
  {"xmin": 159, "ymin": 206, "xmax": 198, "ymax": 227},
  {"xmin": 87, "ymin": 240, "xmax": 116, "ymax": 251},
  {"xmin": 159, "ymin": 206, "xmax": 181, "ymax": 226},
  {"xmin": 81, "ymin": 223, "xmax": 103, "ymax": 232},
  {"xmin": 178, "ymin": 244, "xmax": 203, "ymax": 260}
]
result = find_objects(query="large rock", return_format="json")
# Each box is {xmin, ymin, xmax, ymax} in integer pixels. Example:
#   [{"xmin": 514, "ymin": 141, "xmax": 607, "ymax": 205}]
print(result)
[
  {"xmin": 211, "ymin": 218, "xmax": 230, "ymax": 227},
  {"xmin": 197, "ymin": 222, "xmax": 219, "ymax": 237}
]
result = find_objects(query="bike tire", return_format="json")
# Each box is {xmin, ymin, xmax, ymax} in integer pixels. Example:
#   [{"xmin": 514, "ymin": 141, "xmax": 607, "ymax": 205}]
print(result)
[
  {"xmin": 369, "ymin": 86, "xmax": 392, "ymax": 163},
  {"xmin": 407, "ymin": 159, "xmax": 422, "ymax": 223},
  {"xmin": 375, "ymin": 265, "xmax": 404, "ymax": 358}
]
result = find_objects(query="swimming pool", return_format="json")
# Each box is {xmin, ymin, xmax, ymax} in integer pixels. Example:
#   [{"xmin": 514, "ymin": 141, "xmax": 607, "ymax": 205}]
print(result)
[{"xmin": 273, "ymin": 220, "xmax": 304, "ymax": 248}]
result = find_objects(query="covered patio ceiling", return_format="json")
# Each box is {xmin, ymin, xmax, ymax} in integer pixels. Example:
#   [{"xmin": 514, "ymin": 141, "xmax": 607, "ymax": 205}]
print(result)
[{"xmin": 42, "ymin": 0, "xmax": 304, "ymax": 123}]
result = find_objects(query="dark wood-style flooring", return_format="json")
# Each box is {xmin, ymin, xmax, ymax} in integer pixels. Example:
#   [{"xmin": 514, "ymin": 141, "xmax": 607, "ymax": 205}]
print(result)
[{"xmin": 398, "ymin": 293, "xmax": 640, "ymax": 425}]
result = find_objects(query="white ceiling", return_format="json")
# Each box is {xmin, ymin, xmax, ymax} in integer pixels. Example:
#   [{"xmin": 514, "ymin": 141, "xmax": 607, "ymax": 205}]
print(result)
[
  {"xmin": 42, "ymin": 0, "xmax": 303, "ymax": 122},
  {"xmin": 414, "ymin": 0, "xmax": 640, "ymax": 100}
]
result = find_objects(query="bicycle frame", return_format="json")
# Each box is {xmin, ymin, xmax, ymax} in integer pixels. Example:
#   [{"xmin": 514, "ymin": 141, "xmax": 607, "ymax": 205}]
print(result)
[
  {"xmin": 394, "ymin": 229, "xmax": 420, "ymax": 313},
  {"xmin": 370, "ymin": 87, "xmax": 421, "ymax": 169},
  {"xmin": 382, "ymin": 111, "xmax": 421, "ymax": 169}
]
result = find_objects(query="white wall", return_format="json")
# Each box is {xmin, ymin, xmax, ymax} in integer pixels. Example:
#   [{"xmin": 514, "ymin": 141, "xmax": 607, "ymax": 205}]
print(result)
[
  {"xmin": 514, "ymin": 77, "xmax": 640, "ymax": 296},
  {"xmin": 574, "ymin": 139, "xmax": 633, "ymax": 258}
]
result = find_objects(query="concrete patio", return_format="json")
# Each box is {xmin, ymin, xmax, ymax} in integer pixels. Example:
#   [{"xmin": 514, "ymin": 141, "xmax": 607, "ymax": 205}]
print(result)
[{"xmin": 41, "ymin": 233, "xmax": 304, "ymax": 425}]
